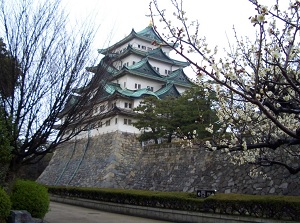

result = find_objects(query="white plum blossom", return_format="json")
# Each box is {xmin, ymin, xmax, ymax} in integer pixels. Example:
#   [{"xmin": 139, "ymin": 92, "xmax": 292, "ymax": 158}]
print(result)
[
  {"xmin": 257, "ymin": 14, "xmax": 265, "ymax": 22},
  {"xmin": 151, "ymin": 0, "xmax": 300, "ymax": 174},
  {"xmin": 272, "ymin": 51, "xmax": 280, "ymax": 59}
]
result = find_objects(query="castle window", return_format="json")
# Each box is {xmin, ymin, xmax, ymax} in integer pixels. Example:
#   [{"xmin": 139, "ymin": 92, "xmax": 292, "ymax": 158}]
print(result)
[
  {"xmin": 124, "ymin": 119, "xmax": 132, "ymax": 125},
  {"xmin": 98, "ymin": 121, "xmax": 103, "ymax": 128},
  {"xmin": 138, "ymin": 44, "xmax": 141, "ymax": 48},
  {"xmin": 135, "ymin": 83, "xmax": 141, "ymax": 89},
  {"xmin": 124, "ymin": 82, "xmax": 126, "ymax": 88},
  {"xmin": 106, "ymin": 120, "xmax": 110, "ymax": 126},
  {"xmin": 147, "ymin": 86, "xmax": 153, "ymax": 91},
  {"xmin": 132, "ymin": 61, "xmax": 135, "ymax": 65},
  {"xmin": 142, "ymin": 46, "xmax": 146, "ymax": 50},
  {"xmin": 115, "ymin": 118, "xmax": 118, "ymax": 124},
  {"xmin": 124, "ymin": 102, "xmax": 132, "ymax": 108},
  {"xmin": 165, "ymin": 69, "xmax": 168, "ymax": 74}
]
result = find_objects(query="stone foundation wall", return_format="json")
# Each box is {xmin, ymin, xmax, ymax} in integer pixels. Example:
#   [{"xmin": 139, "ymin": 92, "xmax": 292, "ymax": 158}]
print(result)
[{"xmin": 38, "ymin": 131, "xmax": 300, "ymax": 195}]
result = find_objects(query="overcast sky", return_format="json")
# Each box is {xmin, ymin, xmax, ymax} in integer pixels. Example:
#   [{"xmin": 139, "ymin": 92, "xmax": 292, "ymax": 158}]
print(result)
[
  {"xmin": 62, "ymin": 0, "xmax": 262, "ymax": 48},
  {"xmin": 61, "ymin": 0, "xmax": 282, "ymax": 78}
]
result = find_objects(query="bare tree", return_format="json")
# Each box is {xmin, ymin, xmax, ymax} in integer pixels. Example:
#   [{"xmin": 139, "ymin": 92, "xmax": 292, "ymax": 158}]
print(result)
[
  {"xmin": 0, "ymin": 0, "xmax": 109, "ymax": 186},
  {"xmin": 150, "ymin": 0, "xmax": 300, "ymax": 174}
]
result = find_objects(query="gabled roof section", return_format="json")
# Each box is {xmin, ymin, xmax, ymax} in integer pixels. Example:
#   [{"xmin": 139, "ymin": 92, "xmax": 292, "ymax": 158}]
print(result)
[
  {"xmin": 98, "ymin": 25, "xmax": 165, "ymax": 55},
  {"xmin": 136, "ymin": 25, "xmax": 163, "ymax": 43},
  {"xmin": 155, "ymin": 83, "xmax": 181, "ymax": 99},
  {"xmin": 113, "ymin": 58, "xmax": 164, "ymax": 81},
  {"xmin": 164, "ymin": 68, "xmax": 193, "ymax": 87}
]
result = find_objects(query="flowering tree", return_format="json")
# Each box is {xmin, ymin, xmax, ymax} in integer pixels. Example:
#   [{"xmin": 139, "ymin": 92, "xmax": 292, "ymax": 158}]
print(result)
[{"xmin": 150, "ymin": 0, "xmax": 300, "ymax": 174}]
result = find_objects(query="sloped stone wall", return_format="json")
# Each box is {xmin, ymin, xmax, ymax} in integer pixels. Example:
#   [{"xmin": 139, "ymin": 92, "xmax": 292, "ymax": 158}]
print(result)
[
  {"xmin": 38, "ymin": 131, "xmax": 300, "ymax": 196},
  {"xmin": 127, "ymin": 144, "xmax": 299, "ymax": 195},
  {"xmin": 38, "ymin": 131, "xmax": 142, "ymax": 188}
]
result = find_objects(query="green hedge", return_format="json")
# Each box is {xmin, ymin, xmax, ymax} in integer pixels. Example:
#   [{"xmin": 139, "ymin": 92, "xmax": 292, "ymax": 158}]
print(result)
[
  {"xmin": 0, "ymin": 187, "xmax": 11, "ymax": 222},
  {"xmin": 204, "ymin": 194, "xmax": 300, "ymax": 220},
  {"xmin": 10, "ymin": 180, "xmax": 49, "ymax": 218},
  {"xmin": 48, "ymin": 186, "xmax": 300, "ymax": 221},
  {"xmin": 48, "ymin": 186, "xmax": 204, "ymax": 211}
]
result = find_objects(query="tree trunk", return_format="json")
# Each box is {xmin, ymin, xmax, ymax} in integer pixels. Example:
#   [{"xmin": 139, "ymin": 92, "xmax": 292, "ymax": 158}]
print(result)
[{"xmin": 3, "ymin": 158, "xmax": 20, "ymax": 193}]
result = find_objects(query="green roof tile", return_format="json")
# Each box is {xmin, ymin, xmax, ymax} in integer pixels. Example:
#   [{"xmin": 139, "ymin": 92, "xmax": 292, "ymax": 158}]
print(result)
[
  {"xmin": 136, "ymin": 25, "xmax": 163, "ymax": 43},
  {"xmin": 155, "ymin": 83, "xmax": 181, "ymax": 99},
  {"xmin": 104, "ymin": 83, "xmax": 158, "ymax": 98},
  {"xmin": 164, "ymin": 68, "xmax": 193, "ymax": 87}
]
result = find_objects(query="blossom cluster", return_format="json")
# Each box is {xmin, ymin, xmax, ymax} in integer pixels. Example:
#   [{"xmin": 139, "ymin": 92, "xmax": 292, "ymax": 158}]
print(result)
[{"xmin": 151, "ymin": 0, "xmax": 300, "ymax": 173}]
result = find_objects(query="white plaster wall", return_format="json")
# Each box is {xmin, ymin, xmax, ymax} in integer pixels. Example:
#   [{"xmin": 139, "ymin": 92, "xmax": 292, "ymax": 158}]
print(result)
[
  {"xmin": 175, "ymin": 85, "xmax": 190, "ymax": 94},
  {"xmin": 117, "ymin": 74, "xmax": 164, "ymax": 91}
]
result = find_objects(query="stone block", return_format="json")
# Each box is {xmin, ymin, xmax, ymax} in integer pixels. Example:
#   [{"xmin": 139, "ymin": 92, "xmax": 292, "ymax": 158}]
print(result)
[
  {"xmin": 7, "ymin": 210, "xmax": 42, "ymax": 223},
  {"xmin": 279, "ymin": 182, "xmax": 288, "ymax": 189},
  {"xmin": 269, "ymin": 187, "xmax": 276, "ymax": 194}
]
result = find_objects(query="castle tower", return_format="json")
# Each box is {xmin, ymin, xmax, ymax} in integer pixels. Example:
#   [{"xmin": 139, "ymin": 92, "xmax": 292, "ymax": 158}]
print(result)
[
  {"xmin": 38, "ymin": 25, "xmax": 192, "ymax": 187},
  {"xmin": 76, "ymin": 24, "xmax": 193, "ymax": 137}
]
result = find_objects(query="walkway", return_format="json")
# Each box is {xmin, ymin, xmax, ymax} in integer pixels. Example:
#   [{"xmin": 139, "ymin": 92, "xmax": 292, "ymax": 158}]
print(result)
[{"xmin": 44, "ymin": 201, "xmax": 173, "ymax": 223}]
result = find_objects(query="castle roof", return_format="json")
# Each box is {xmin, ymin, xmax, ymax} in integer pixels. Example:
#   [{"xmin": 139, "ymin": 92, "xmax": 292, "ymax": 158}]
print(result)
[
  {"xmin": 94, "ymin": 80, "xmax": 186, "ymax": 103},
  {"xmin": 98, "ymin": 25, "xmax": 168, "ymax": 55},
  {"xmin": 113, "ymin": 58, "xmax": 164, "ymax": 81},
  {"xmin": 95, "ymin": 83, "xmax": 158, "ymax": 100},
  {"xmin": 155, "ymin": 83, "xmax": 181, "ymax": 99},
  {"xmin": 163, "ymin": 68, "xmax": 193, "ymax": 87}
]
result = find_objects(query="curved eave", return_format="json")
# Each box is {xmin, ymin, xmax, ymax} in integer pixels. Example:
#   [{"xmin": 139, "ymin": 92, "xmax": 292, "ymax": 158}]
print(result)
[
  {"xmin": 103, "ymin": 83, "xmax": 159, "ymax": 99},
  {"xmin": 116, "ymin": 86, "xmax": 159, "ymax": 99}
]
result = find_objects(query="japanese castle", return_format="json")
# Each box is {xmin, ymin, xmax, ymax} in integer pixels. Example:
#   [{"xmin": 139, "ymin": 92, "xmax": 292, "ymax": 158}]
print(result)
[{"xmin": 71, "ymin": 24, "xmax": 193, "ymax": 138}]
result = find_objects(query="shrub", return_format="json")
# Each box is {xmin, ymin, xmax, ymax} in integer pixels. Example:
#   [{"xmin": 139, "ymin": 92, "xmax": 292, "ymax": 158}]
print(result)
[
  {"xmin": 204, "ymin": 193, "xmax": 300, "ymax": 220},
  {"xmin": 48, "ymin": 186, "xmax": 205, "ymax": 211},
  {"xmin": 0, "ymin": 187, "xmax": 11, "ymax": 222},
  {"xmin": 10, "ymin": 179, "xmax": 49, "ymax": 218}
]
